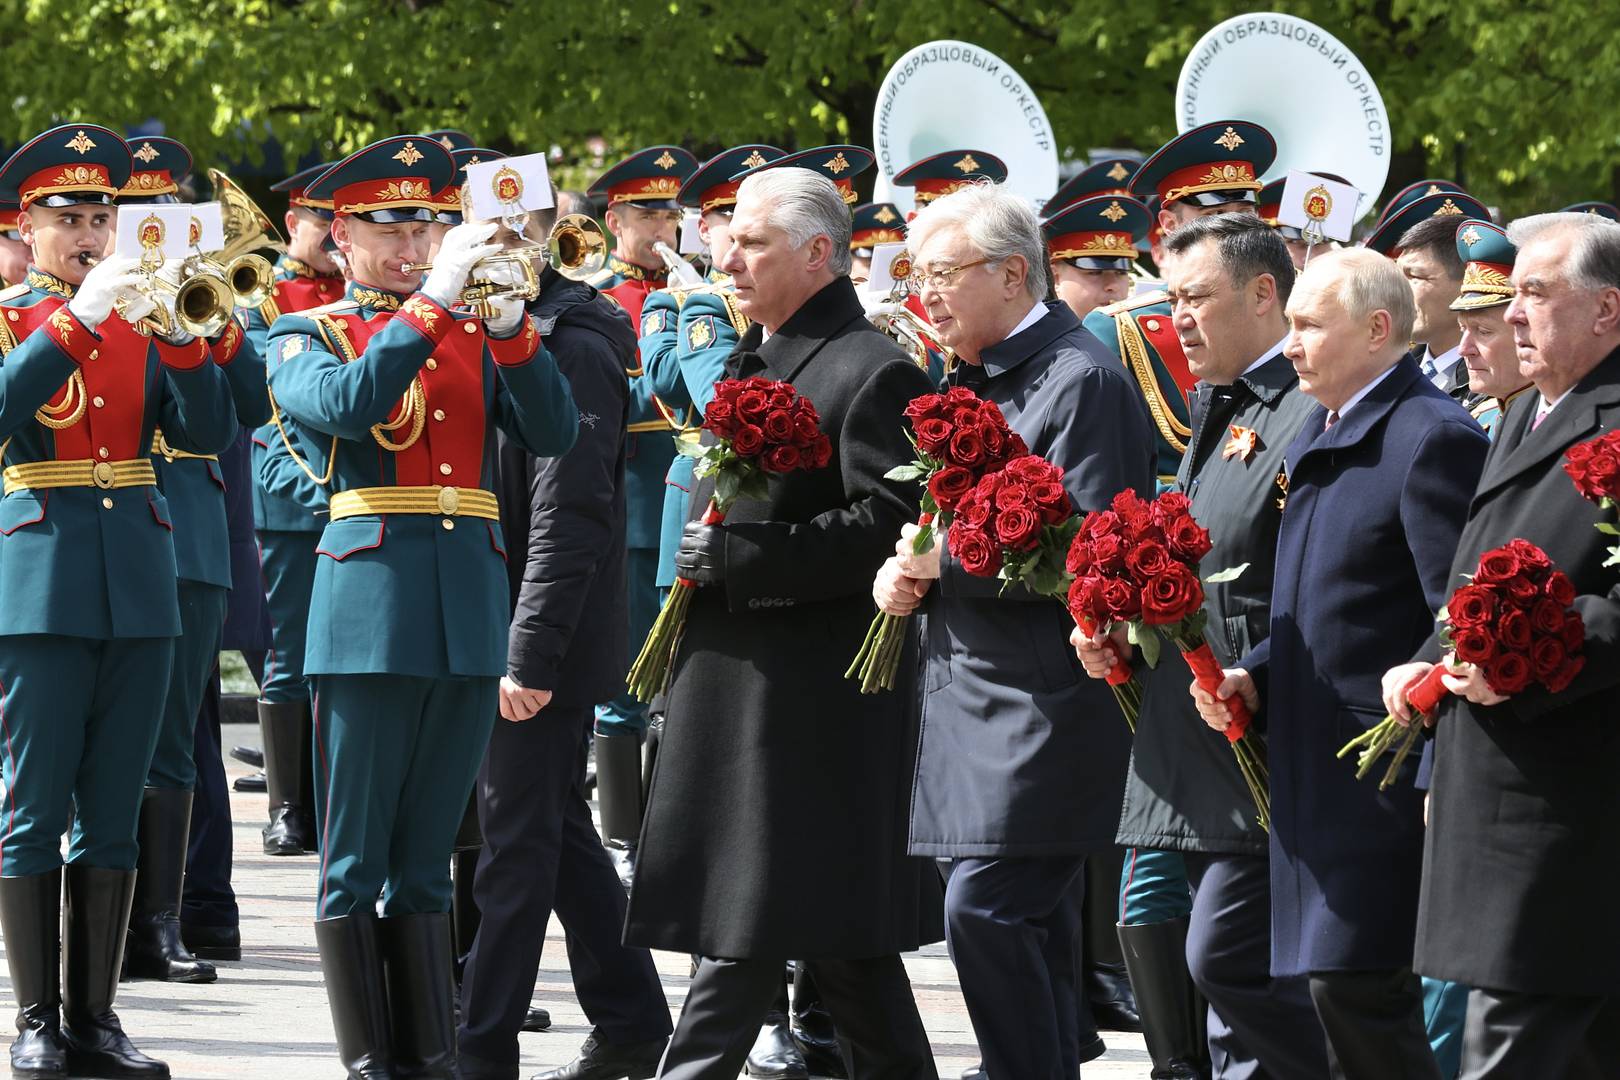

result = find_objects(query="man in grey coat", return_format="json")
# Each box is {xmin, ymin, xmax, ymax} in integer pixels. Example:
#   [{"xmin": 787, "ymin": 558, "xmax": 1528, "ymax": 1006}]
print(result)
[{"xmin": 874, "ymin": 182, "xmax": 1154, "ymax": 1080}]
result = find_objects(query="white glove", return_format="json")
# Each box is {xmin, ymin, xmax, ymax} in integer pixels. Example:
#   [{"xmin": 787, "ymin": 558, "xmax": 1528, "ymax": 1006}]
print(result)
[
  {"xmin": 67, "ymin": 255, "xmax": 146, "ymax": 332},
  {"xmin": 420, "ymin": 220, "xmax": 500, "ymax": 308},
  {"xmin": 484, "ymin": 294, "xmax": 527, "ymax": 338},
  {"xmin": 861, "ymin": 294, "xmax": 907, "ymax": 320}
]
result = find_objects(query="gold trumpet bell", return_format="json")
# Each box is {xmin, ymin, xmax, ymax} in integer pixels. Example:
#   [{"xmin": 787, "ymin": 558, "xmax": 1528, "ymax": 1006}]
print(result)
[
  {"xmin": 548, "ymin": 214, "xmax": 607, "ymax": 280},
  {"xmin": 223, "ymin": 252, "xmax": 276, "ymax": 309}
]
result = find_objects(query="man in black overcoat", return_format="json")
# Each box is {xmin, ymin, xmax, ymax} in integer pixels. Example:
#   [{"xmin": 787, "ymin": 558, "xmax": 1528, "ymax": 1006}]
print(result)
[
  {"xmin": 1383, "ymin": 212, "xmax": 1620, "ymax": 1079},
  {"xmin": 624, "ymin": 167, "xmax": 939, "ymax": 1079},
  {"xmin": 1077, "ymin": 215, "xmax": 1329, "ymax": 1079},
  {"xmin": 457, "ymin": 225, "xmax": 673, "ymax": 1080}
]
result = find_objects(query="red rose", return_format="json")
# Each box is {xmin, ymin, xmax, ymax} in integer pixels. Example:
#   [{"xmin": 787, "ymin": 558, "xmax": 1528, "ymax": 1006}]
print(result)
[
  {"xmin": 736, "ymin": 389, "xmax": 769, "ymax": 423},
  {"xmin": 767, "ymin": 388, "xmax": 794, "ymax": 411},
  {"xmin": 1089, "ymin": 532, "xmax": 1126, "ymax": 571},
  {"xmin": 959, "ymin": 494, "xmax": 992, "ymax": 530},
  {"xmin": 1589, "ymin": 451, "xmax": 1620, "ymax": 492},
  {"xmin": 1164, "ymin": 516, "xmax": 1213, "ymax": 563},
  {"xmin": 980, "ymin": 422, "xmax": 1008, "ymax": 460},
  {"xmin": 1030, "ymin": 481, "xmax": 1071, "ymax": 524},
  {"xmin": 1140, "ymin": 563, "xmax": 1204, "ymax": 626},
  {"xmin": 795, "ymin": 399, "xmax": 821, "ymax": 426},
  {"xmin": 951, "ymin": 407, "xmax": 979, "ymax": 430},
  {"xmin": 1560, "ymin": 610, "xmax": 1585, "ymax": 652},
  {"xmin": 1530, "ymin": 636, "xmax": 1567, "ymax": 681},
  {"xmin": 1475, "ymin": 548, "xmax": 1523, "ymax": 585},
  {"xmin": 762, "ymin": 409, "xmax": 793, "ymax": 442},
  {"xmin": 1111, "ymin": 490, "xmax": 1147, "ymax": 516},
  {"xmin": 1545, "ymin": 655, "xmax": 1585, "ymax": 694},
  {"xmin": 1068, "ymin": 574, "xmax": 1108, "ymax": 624},
  {"xmin": 950, "ymin": 525, "xmax": 1002, "ymax": 577},
  {"xmin": 904, "ymin": 393, "xmax": 946, "ymax": 424},
  {"xmin": 947, "ymin": 429, "xmax": 985, "ymax": 467},
  {"xmin": 1448, "ymin": 584, "xmax": 1497, "ymax": 628},
  {"xmin": 1483, "ymin": 651, "xmax": 1534, "ymax": 695},
  {"xmin": 994, "ymin": 482, "xmax": 1033, "ymax": 510},
  {"xmin": 1119, "ymin": 506, "xmax": 1154, "ymax": 536},
  {"xmin": 944, "ymin": 386, "xmax": 978, "ymax": 406},
  {"xmin": 1083, "ymin": 510, "xmax": 1123, "ymax": 540},
  {"xmin": 1507, "ymin": 539, "xmax": 1552, "ymax": 575},
  {"xmin": 703, "ymin": 400, "xmax": 736, "ymax": 437},
  {"xmin": 1101, "ymin": 577, "xmax": 1141, "ymax": 620},
  {"xmin": 1125, "ymin": 539, "xmax": 1173, "ymax": 579},
  {"xmin": 1544, "ymin": 570, "xmax": 1576, "ymax": 607},
  {"xmin": 809, "ymin": 436, "xmax": 833, "ymax": 469},
  {"xmin": 995, "ymin": 506, "xmax": 1043, "ymax": 550},
  {"xmin": 711, "ymin": 380, "xmax": 741, "ymax": 406},
  {"xmin": 1007, "ymin": 432, "xmax": 1029, "ymax": 458},
  {"xmin": 732, "ymin": 423, "xmax": 765, "ymax": 457},
  {"xmin": 914, "ymin": 418, "xmax": 953, "ymax": 456},
  {"xmin": 1066, "ymin": 539, "xmax": 1095, "ymax": 576},
  {"xmin": 1452, "ymin": 627, "xmax": 1496, "ymax": 665},
  {"xmin": 1499, "ymin": 607, "xmax": 1533, "ymax": 651},
  {"xmin": 1152, "ymin": 492, "xmax": 1192, "ymax": 521},
  {"xmin": 927, "ymin": 466, "xmax": 975, "ymax": 510},
  {"xmin": 1530, "ymin": 598, "xmax": 1566, "ymax": 635},
  {"xmin": 1505, "ymin": 573, "xmax": 1540, "ymax": 605},
  {"xmin": 792, "ymin": 412, "xmax": 820, "ymax": 448},
  {"xmin": 762, "ymin": 444, "xmax": 802, "ymax": 473}
]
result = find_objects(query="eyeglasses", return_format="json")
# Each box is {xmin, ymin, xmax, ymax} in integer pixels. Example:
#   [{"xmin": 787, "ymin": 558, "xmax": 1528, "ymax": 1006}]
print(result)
[{"xmin": 907, "ymin": 257, "xmax": 995, "ymax": 291}]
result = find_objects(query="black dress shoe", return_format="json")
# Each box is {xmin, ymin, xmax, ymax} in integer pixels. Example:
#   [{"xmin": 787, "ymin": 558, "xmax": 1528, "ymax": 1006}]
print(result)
[
  {"xmin": 745, "ymin": 1011, "xmax": 808, "ymax": 1078},
  {"xmin": 232, "ymin": 771, "xmax": 267, "ymax": 794},
  {"xmin": 1086, "ymin": 962, "xmax": 1142, "ymax": 1032},
  {"xmin": 531, "ymin": 1030, "xmax": 665, "ymax": 1080},
  {"xmin": 262, "ymin": 805, "xmax": 316, "ymax": 856},
  {"xmin": 520, "ymin": 1006, "xmax": 552, "ymax": 1032},
  {"xmin": 229, "ymin": 746, "xmax": 264, "ymax": 769},
  {"xmin": 180, "ymin": 923, "xmax": 241, "ymax": 962}
]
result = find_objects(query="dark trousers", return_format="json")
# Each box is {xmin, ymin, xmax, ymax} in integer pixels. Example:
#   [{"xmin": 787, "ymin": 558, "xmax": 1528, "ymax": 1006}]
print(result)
[
  {"xmin": 181, "ymin": 667, "xmax": 239, "ymax": 929},
  {"xmin": 660, "ymin": 954, "xmax": 936, "ymax": 1080},
  {"xmin": 1459, "ymin": 988, "xmax": 1620, "ymax": 1080},
  {"xmin": 945, "ymin": 856, "xmax": 1086, "ymax": 1080},
  {"xmin": 1183, "ymin": 852, "xmax": 1327, "ymax": 1079},
  {"xmin": 457, "ymin": 703, "xmax": 670, "ymax": 1068},
  {"xmin": 1308, "ymin": 968, "xmax": 1441, "ymax": 1080}
]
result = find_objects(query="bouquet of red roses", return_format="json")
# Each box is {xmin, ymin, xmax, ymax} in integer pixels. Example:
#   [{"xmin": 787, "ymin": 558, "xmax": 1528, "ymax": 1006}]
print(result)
[
  {"xmin": 1564, "ymin": 428, "xmax": 1620, "ymax": 567},
  {"xmin": 847, "ymin": 388, "xmax": 1027, "ymax": 693},
  {"xmin": 1339, "ymin": 539, "xmax": 1586, "ymax": 789},
  {"xmin": 626, "ymin": 376, "xmax": 833, "ymax": 701},
  {"xmin": 1067, "ymin": 490, "xmax": 1266, "ymax": 828}
]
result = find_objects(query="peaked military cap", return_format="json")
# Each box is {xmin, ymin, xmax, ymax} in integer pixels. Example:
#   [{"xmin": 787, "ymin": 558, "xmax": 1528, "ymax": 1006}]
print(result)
[
  {"xmin": 271, "ymin": 160, "xmax": 338, "ymax": 217},
  {"xmin": 732, "ymin": 145, "xmax": 874, "ymax": 206},
  {"xmin": 1451, "ymin": 218, "xmax": 1516, "ymax": 311},
  {"xmin": 0, "ymin": 124, "xmax": 131, "ymax": 209},
  {"xmin": 426, "ymin": 129, "xmax": 477, "ymax": 153},
  {"xmin": 120, "ymin": 136, "xmax": 191, "ymax": 201},
  {"xmin": 1364, "ymin": 190, "xmax": 1490, "ymax": 256},
  {"xmin": 1374, "ymin": 179, "xmax": 1460, "ymax": 227},
  {"xmin": 435, "ymin": 147, "xmax": 507, "ymax": 225},
  {"xmin": 305, "ymin": 135, "xmax": 454, "ymax": 223},
  {"xmin": 589, "ymin": 146, "xmax": 698, "ymax": 210},
  {"xmin": 1043, "ymin": 195, "xmax": 1150, "ymax": 271},
  {"xmin": 1040, "ymin": 158, "xmax": 1140, "ymax": 217},
  {"xmin": 1562, "ymin": 201, "xmax": 1620, "ymax": 222},
  {"xmin": 681, "ymin": 145, "xmax": 784, "ymax": 213},
  {"xmin": 1131, "ymin": 121, "xmax": 1275, "ymax": 208},
  {"xmin": 894, "ymin": 149, "xmax": 1008, "ymax": 206},
  {"xmin": 850, "ymin": 202, "xmax": 906, "ymax": 253}
]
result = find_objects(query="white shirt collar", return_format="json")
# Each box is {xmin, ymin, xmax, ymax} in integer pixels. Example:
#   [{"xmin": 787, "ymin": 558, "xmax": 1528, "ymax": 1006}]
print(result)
[
  {"xmin": 1537, "ymin": 388, "xmax": 1571, "ymax": 418},
  {"xmin": 1001, "ymin": 301, "xmax": 1048, "ymax": 344},
  {"xmin": 1334, "ymin": 363, "xmax": 1400, "ymax": 421}
]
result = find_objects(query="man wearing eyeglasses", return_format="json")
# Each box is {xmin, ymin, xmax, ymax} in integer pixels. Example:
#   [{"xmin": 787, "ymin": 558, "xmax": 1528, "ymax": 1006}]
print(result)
[{"xmin": 872, "ymin": 181, "xmax": 1154, "ymax": 1080}]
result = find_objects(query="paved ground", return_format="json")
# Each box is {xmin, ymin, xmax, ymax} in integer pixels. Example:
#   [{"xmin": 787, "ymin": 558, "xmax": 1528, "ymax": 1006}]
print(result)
[{"xmin": 4, "ymin": 721, "xmax": 1153, "ymax": 1079}]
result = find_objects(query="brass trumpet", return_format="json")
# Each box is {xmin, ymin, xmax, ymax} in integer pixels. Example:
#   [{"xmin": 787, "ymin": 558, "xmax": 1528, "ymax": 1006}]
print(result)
[
  {"xmin": 402, "ymin": 214, "xmax": 608, "ymax": 318},
  {"xmin": 80, "ymin": 251, "xmax": 236, "ymax": 339}
]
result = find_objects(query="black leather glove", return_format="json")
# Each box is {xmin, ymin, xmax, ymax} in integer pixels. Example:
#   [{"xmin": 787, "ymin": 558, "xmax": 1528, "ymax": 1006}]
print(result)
[{"xmin": 674, "ymin": 520, "xmax": 726, "ymax": 586}]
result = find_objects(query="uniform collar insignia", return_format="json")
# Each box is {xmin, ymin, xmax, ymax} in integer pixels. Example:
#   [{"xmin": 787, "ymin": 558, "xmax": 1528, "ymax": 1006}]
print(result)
[
  {"xmin": 279, "ymin": 254, "xmax": 333, "ymax": 281},
  {"xmin": 26, "ymin": 266, "xmax": 75, "ymax": 298},
  {"xmin": 608, "ymin": 254, "xmax": 653, "ymax": 282},
  {"xmin": 348, "ymin": 284, "xmax": 406, "ymax": 312}
]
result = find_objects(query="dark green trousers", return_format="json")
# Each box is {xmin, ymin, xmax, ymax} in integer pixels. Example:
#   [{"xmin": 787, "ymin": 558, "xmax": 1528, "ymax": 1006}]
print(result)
[
  {"xmin": 312, "ymin": 673, "xmax": 497, "ymax": 919},
  {"xmin": 0, "ymin": 634, "xmax": 173, "ymax": 875},
  {"xmin": 146, "ymin": 581, "xmax": 227, "ymax": 790}
]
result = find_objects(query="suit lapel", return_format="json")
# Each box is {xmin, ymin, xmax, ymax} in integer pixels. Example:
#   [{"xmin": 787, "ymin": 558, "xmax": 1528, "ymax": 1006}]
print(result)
[
  {"xmin": 1285, "ymin": 359, "xmax": 1420, "ymax": 477},
  {"xmin": 1473, "ymin": 359, "xmax": 1620, "ymax": 501},
  {"xmin": 755, "ymin": 277, "xmax": 867, "ymax": 384}
]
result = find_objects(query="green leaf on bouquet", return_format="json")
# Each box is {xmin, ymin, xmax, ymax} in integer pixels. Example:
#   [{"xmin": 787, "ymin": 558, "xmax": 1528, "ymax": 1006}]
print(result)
[
  {"xmin": 911, "ymin": 522, "xmax": 934, "ymax": 554},
  {"xmin": 1434, "ymin": 605, "xmax": 1449, "ymax": 624},
  {"xmin": 714, "ymin": 467, "xmax": 740, "ymax": 505},
  {"xmin": 1128, "ymin": 621, "xmax": 1161, "ymax": 669},
  {"xmin": 675, "ymin": 431, "xmax": 706, "ymax": 458},
  {"xmin": 1604, "ymin": 548, "xmax": 1620, "ymax": 568},
  {"xmin": 1204, "ymin": 562, "xmax": 1250, "ymax": 584},
  {"xmin": 1594, "ymin": 522, "xmax": 1620, "ymax": 536},
  {"xmin": 886, "ymin": 463, "xmax": 928, "ymax": 482},
  {"xmin": 738, "ymin": 471, "xmax": 772, "ymax": 503}
]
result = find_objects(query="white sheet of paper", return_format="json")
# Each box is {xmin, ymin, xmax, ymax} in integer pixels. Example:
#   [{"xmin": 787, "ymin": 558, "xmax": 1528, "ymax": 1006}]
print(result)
[
  {"xmin": 678, "ymin": 212, "xmax": 705, "ymax": 255},
  {"xmin": 115, "ymin": 204, "xmax": 195, "ymax": 259},
  {"xmin": 1277, "ymin": 171, "xmax": 1360, "ymax": 243},
  {"xmin": 465, "ymin": 153, "xmax": 554, "ymax": 221},
  {"xmin": 187, "ymin": 202, "xmax": 225, "ymax": 252},
  {"xmin": 865, "ymin": 242, "xmax": 910, "ymax": 295}
]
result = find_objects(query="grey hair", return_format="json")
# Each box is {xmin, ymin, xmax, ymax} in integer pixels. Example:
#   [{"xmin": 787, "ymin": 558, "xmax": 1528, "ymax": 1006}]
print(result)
[
  {"xmin": 906, "ymin": 180, "xmax": 1048, "ymax": 300},
  {"xmin": 1165, "ymin": 212, "xmax": 1296, "ymax": 305},
  {"xmin": 736, "ymin": 167, "xmax": 852, "ymax": 275},
  {"xmin": 1507, "ymin": 212, "xmax": 1620, "ymax": 291},
  {"xmin": 1295, "ymin": 247, "xmax": 1415, "ymax": 344}
]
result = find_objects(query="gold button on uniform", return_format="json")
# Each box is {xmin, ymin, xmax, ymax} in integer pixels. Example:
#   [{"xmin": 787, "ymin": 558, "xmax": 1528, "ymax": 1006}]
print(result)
[
  {"xmin": 441, "ymin": 519, "xmax": 455, "ymax": 531},
  {"xmin": 433, "ymin": 409, "xmax": 446, "ymax": 422},
  {"xmin": 89, "ymin": 350, "xmax": 99, "ymax": 361},
  {"xmin": 6, "ymin": 311, "xmax": 16, "ymax": 322},
  {"xmin": 462, "ymin": 323, "xmax": 478, "ymax": 335},
  {"xmin": 93, "ymin": 396, "xmax": 105, "ymax": 408},
  {"xmin": 439, "ymin": 463, "xmax": 452, "ymax": 476},
  {"xmin": 1145, "ymin": 319, "xmax": 1160, "ymax": 333},
  {"xmin": 101, "ymin": 497, "xmax": 114, "ymax": 509},
  {"xmin": 97, "ymin": 447, "xmax": 110, "ymax": 459},
  {"xmin": 425, "ymin": 358, "xmax": 438, "ymax": 371}
]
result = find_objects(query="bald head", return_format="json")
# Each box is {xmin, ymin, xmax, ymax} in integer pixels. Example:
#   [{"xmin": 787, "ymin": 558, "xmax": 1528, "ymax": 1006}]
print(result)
[{"xmin": 1283, "ymin": 248, "xmax": 1413, "ymax": 411}]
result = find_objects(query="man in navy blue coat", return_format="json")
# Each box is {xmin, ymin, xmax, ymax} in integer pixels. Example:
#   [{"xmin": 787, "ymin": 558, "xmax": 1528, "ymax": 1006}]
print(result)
[{"xmin": 1193, "ymin": 247, "xmax": 1488, "ymax": 1080}]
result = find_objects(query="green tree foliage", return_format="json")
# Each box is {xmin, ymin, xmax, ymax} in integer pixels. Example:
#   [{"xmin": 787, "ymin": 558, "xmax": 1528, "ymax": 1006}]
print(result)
[{"xmin": 1, "ymin": 0, "xmax": 1615, "ymax": 215}]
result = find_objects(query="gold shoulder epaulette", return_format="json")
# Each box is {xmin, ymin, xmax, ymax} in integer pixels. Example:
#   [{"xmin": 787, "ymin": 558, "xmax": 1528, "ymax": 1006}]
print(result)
[
  {"xmin": 1098, "ymin": 290, "xmax": 1169, "ymax": 317},
  {"xmin": 0, "ymin": 283, "xmax": 30, "ymax": 303}
]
